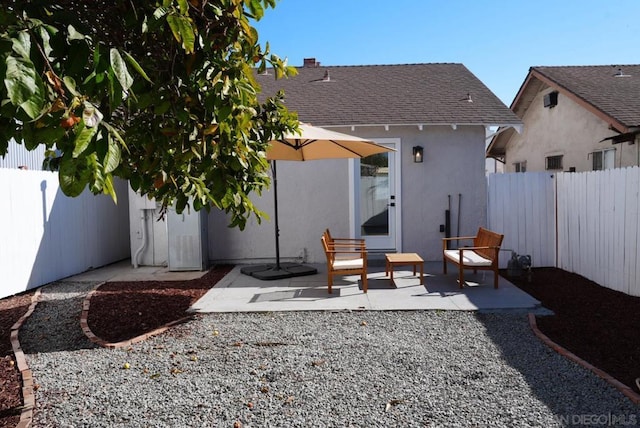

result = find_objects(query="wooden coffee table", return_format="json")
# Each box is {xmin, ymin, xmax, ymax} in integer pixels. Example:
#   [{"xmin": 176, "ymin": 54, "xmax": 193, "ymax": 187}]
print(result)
[{"xmin": 385, "ymin": 253, "xmax": 424, "ymax": 286}]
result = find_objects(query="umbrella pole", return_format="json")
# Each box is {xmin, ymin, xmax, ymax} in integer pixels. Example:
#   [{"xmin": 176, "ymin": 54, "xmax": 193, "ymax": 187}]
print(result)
[{"xmin": 272, "ymin": 160, "xmax": 281, "ymax": 270}]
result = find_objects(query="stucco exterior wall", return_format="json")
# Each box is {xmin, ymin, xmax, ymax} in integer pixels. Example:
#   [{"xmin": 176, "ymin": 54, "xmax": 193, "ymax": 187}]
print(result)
[
  {"xmin": 208, "ymin": 125, "xmax": 488, "ymax": 264},
  {"xmin": 208, "ymin": 158, "xmax": 352, "ymax": 265},
  {"xmin": 505, "ymin": 89, "xmax": 639, "ymax": 172},
  {"xmin": 407, "ymin": 125, "xmax": 487, "ymax": 261},
  {"xmin": 335, "ymin": 125, "xmax": 488, "ymax": 261}
]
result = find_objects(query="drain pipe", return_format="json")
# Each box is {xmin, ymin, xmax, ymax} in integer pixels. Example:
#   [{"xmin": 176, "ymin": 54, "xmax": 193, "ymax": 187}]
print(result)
[{"xmin": 133, "ymin": 209, "xmax": 148, "ymax": 268}]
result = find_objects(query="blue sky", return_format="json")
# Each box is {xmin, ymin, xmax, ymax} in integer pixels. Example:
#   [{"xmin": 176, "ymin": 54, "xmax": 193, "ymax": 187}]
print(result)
[{"xmin": 253, "ymin": 0, "xmax": 640, "ymax": 105}]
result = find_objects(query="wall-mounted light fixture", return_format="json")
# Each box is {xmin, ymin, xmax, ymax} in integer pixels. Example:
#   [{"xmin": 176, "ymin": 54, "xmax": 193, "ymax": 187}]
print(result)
[{"xmin": 413, "ymin": 146, "xmax": 424, "ymax": 163}]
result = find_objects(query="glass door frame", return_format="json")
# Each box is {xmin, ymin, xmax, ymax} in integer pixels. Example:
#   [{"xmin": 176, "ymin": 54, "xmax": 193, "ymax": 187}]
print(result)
[{"xmin": 349, "ymin": 138, "xmax": 402, "ymax": 252}]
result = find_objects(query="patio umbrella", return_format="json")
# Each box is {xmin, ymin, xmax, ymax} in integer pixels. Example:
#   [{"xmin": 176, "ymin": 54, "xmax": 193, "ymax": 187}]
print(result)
[{"xmin": 241, "ymin": 123, "xmax": 394, "ymax": 280}]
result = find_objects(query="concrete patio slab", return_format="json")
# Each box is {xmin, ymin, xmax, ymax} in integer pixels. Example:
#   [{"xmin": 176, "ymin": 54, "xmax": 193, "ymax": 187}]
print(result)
[{"xmin": 189, "ymin": 262, "xmax": 542, "ymax": 313}]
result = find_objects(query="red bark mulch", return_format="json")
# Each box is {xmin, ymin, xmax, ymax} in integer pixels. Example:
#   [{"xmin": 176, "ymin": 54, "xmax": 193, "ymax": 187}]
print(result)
[
  {"xmin": 86, "ymin": 265, "xmax": 233, "ymax": 344},
  {"xmin": 504, "ymin": 267, "xmax": 640, "ymax": 395},
  {"xmin": 0, "ymin": 291, "xmax": 35, "ymax": 428}
]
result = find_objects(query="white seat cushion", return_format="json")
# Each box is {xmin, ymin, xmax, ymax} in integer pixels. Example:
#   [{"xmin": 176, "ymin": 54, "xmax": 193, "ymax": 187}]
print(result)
[
  {"xmin": 444, "ymin": 249, "xmax": 491, "ymax": 267},
  {"xmin": 332, "ymin": 258, "xmax": 364, "ymax": 270}
]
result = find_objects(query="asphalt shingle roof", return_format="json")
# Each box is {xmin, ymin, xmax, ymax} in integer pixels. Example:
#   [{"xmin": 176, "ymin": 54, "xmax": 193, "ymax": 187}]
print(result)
[
  {"xmin": 256, "ymin": 63, "xmax": 520, "ymax": 127},
  {"xmin": 532, "ymin": 65, "xmax": 640, "ymax": 129}
]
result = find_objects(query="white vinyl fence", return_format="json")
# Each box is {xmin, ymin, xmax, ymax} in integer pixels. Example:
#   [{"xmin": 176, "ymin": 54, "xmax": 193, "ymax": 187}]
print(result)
[
  {"xmin": 556, "ymin": 168, "xmax": 640, "ymax": 297},
  {"xmin": 487, "ymin": 172, "xmax": 556, "ymax": 268},
  {"xmin": 0, "ymin": 169, "xmax": 131, "ymax": 299},
  {"xmin": 488, "ymin": 167, "xmax": 640, "ymax": 297}
]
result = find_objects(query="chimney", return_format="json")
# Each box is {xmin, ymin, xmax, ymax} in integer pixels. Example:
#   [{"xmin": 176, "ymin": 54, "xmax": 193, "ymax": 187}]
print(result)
[{"xmin": 303, "ymin": 58, "xmax": 320, "ymax": 68}]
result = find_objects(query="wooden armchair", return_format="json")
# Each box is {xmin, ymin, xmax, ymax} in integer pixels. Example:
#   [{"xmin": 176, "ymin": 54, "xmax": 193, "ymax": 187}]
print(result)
[
  {"xmin": 321, "ymin": 230, "xmax": 368, "ymax": 293},
  {"xmin": 442, "ymin": 227, "xmax": 504, "ymax": 289}
]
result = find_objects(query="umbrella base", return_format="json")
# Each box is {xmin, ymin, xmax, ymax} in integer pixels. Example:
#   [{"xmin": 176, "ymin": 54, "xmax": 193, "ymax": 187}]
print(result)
[{"xmin": 240, "ymin": 263, "xmax": 318, "ymax": 280}]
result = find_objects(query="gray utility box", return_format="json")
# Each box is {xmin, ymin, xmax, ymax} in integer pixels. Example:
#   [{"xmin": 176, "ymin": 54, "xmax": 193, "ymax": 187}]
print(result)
[{"xmin": 167, "ymin": 206, "xmax": 209, "ymax": 271}]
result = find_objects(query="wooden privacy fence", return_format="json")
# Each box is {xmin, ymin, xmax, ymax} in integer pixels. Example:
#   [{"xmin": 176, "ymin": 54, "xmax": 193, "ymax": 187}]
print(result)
[
  {"xmin": 0, "ymin": 169, "xmax": 131, "ymax": 299},
  {"xmin": 488, "ymin": 167, "xmax": 640, "ymax": 297}
]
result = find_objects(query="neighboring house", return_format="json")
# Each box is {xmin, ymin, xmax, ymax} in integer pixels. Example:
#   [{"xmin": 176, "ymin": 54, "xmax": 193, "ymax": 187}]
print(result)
[
  {"xmin": 199, "ymin": 60, "xmax": 521, "ymax": 263},
  {"xmin": 487, "ymin": 65, "xmax": 640, "ymax": 173}
]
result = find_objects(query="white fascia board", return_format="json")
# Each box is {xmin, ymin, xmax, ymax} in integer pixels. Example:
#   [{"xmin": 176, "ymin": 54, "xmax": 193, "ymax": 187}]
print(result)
[{"xmin": 485, "ymin": 124, "xmax": 523, "ymax": 140}]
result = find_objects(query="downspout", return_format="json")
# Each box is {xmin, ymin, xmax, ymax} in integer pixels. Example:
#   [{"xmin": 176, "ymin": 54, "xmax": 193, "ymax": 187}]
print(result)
[{"xmin": 133, "ymin": 209, "xmax": 147, "ymax": 268}]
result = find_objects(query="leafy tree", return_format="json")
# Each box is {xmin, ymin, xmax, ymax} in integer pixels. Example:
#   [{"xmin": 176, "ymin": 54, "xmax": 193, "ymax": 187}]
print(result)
[{"xmin": 0, "ymin": 0, "xmax": 298, "ymax": 229}]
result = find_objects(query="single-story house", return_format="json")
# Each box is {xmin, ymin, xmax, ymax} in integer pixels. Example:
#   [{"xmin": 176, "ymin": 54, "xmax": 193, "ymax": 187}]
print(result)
[
  {"xmin": 178, "ymin": 60, "xmax": 521, "ymax": 264},
  {"xmin": 487, "ymin": 64, "xmax": 640, "ymax": 173}
]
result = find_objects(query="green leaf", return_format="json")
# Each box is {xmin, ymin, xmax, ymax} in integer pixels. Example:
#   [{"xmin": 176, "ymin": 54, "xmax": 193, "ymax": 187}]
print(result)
[
  {"xmin": 4, "ymin": 56, "xmax": 45, "ymax": 119},
  {"xmin": 110, "ymin": 48, "xmax": 133, "ymax": 92},
  {"xmin": 93, "ymin": 42, "xmax": 100, "ymax": 66},
  {"xmin": 217, "ymin": 105, "xmax": 232, "ymax": 121},
  {"xmin": 59, "ymin": 157, "xmax": 90, "ymax": 197},
  {"xmin": 67, "ymin": 25, "xmax": 86, "ymax": 41},
  {"xmin": 123, "ymin": 51, "xmax": 153, "ymax": 84},
  {"xmin": 193, "ymin": 197, "xmax": 203, "ymax": 211},
  {"xmin": 176, "ymin": 193, "xmax": 188, "ymax": 213},
  {"xmin": 154, "ymin": 100, "xmax": 171, "ymax": 115},
  {"xmin": 63, "ymin": 76, "xmax": 80, "ymax": 96},
  {"xmin": 107, "ymin": 68, "xmax": 123, "ymax": 110},
  {"xmin": 11, "ymin": 31, "xmax": 31, "ymax": 59},
  {"xmin": 177, "ymin": 0, "xmax": 189, "ymax": 14},
  {"xmin": 247, "ymin": 0, "xmax": 265, "ymax": 19},
  {"xmin": 102, "ymin": 174, "xmax": 117, "ymax": 202},
  {"xmin": 129, "ymin": 174, "xmax": 141, "ymax": 191},
  {"xmin": 166, "ymin": 14, "xmax": 195, "ymax": 54},
  {"xmin": 37, "ymin": 25, "xmax": 53, "ymax": 59},
  {"xmin": 101, "ymin": 121, "xmax": 129, "ymax": 153},
  {"xmin": 72, "ymin": 124, "xmax": 98, "ymax": 158},
  {"xmin": 104, "ymin": 135, "xmax": 121, "ymax": 173}
]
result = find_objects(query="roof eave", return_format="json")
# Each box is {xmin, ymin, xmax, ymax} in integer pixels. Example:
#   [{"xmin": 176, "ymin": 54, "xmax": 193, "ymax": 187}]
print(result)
[
  {"xmin": 316, "ymin": 122, "xmax": 523, "ymax": 131},
  {"xmin": 486, "ymin": 127, "xmax": 517, "ymax": 158}
]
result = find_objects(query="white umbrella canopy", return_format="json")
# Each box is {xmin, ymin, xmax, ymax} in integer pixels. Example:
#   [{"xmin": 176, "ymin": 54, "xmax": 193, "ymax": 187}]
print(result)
[
  {"xmin": 266, "ymin": 123, "xmax": 394, "ymax": 161},
  {"xmin": 242, "ymin": 123, "xmax": 394, "ymax": 281}
]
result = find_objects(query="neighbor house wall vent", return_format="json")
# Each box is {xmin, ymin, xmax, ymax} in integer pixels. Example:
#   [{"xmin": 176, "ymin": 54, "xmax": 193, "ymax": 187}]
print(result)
[{"xmin": 543, "ymin": 91, "xmax": 558, "ymax": 108}]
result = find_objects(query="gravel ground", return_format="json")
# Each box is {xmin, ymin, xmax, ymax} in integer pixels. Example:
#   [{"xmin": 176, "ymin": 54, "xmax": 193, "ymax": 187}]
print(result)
[{"xmin": 20, "ymin": 281, "xmax": 639, "ymax": 427}]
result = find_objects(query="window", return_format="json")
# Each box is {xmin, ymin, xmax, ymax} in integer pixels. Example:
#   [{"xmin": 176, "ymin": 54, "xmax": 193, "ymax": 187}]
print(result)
[
  {"xmin": 545, "ymin": 155, "xmax": 563, "ymax": 170},
  {"xmin": 591, "ymin": 148, "xmax": 615, "ymax": 171},
  {"xmin": 513, "ymin": 161, "xmax": 527, "ymax": 172}
]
